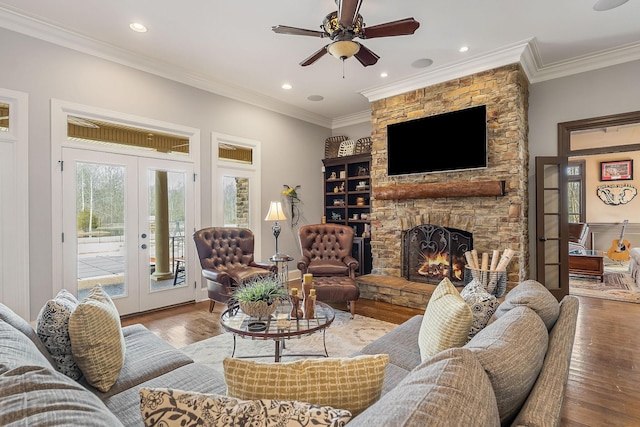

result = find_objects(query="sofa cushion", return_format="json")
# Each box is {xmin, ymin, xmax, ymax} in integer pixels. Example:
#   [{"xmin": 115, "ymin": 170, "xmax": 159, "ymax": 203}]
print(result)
[
  {"xmin": 223, "ymin": 354, "xmax": 389, "ymax": 416},
  {"xmin": 69, "ymin": 285, "xmax": 126, "ymax": 392},
  {"xmin": 492, "ymin": 279, "xmax": 560, "ymax": 330},
  {"xmin": 418, "ymin": 278, "xmax": 472, "ymax": 361},
  {"xmin": 0, "ymin": 303, "xmax": 56, "ymax": 368},
  {"xmin": 139, "ymin": 388, "xmax": 353, "ymax": 427},
  {"xmin": 512, "ymin": 295, "xmax": 580, "ymax": 427},
  {"xmin": 36, "ymin": 289, "xmax": 82, "ymax": 380},
  {"xmin": 105, "ymin": 362, "xmax": 227, "ymax": 426},
  {"xmin": 358, "ymin": 314, "xmax": 422, "ymax": 372},
  {"xmin": 0, "ymin": 321, "xmax": 123, "ymax": 426},
  {"xmin": 347, "ymin": 347, "xmax": 500, "ymax": 427},
  {"xmin": 461, "ymin": 279, "xmax": 499, "ymax": 339},
  {"xmin": 464, "ymin": 305, "xmax": 549, "ymax": 425}
]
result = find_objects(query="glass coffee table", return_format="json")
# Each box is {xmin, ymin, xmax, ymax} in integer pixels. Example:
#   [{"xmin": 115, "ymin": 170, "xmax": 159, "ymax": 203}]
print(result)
[{"xmin": 220, "ymin": 300, "xmax": 335, "ymax": 362}]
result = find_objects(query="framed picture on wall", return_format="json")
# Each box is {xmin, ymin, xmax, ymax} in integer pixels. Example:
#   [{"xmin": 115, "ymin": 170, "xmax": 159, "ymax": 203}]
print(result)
[{"xmin": 600, "ymin": 160, "xmax": 633, "ymax": 181}]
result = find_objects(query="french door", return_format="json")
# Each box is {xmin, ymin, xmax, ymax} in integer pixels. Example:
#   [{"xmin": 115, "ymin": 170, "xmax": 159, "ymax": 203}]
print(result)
[
  {"xmin": 62, "ymin": 148, "xmax": 196, "ymax": 315},
  {"xmin": 535, "ymin": 156, "xmax": 569, "ymax": 299}
]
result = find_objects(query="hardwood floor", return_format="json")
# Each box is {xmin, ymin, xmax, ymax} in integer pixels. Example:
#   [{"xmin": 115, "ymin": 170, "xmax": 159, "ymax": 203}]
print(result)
[{"xmin": 121, "ymin": 295, "xmax": 640, "ymax": 426}]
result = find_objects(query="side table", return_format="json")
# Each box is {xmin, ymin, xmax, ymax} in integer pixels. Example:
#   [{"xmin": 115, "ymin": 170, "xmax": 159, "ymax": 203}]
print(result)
[{"xmin": 269, "ymin": 254, "xmax": 294, "ymax": 286}]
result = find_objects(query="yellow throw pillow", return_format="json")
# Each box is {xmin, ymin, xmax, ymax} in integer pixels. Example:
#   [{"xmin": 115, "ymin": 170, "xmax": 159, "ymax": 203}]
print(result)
[
  {"xmin": 69, "ymin": 285, "xmax": 126, "ymax": 392},
  {"xmin": 418, "ymin": 277, "xmax": 473, "ymax": 361},
  {"xmin": 223, "ymin": 354, "xmax": 389, "ymax": 416}
]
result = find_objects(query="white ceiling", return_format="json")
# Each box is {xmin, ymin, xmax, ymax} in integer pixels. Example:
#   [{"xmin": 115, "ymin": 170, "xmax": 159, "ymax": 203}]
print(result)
[{"xmin": 1, "ymin": 0, "xmax": 639, "ymax": 128}]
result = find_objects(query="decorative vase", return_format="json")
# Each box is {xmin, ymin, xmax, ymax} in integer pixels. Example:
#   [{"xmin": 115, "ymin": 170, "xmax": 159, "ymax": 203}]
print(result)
[{"xmin": 239, "ymin": 301, "xmax": 279, "ymax": 319}]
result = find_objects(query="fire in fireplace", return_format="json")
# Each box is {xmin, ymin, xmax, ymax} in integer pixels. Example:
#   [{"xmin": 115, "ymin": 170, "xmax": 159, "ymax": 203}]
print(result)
[{"xmin": 402, "ymin": 224, "xmax": 473, "ymax": 285}]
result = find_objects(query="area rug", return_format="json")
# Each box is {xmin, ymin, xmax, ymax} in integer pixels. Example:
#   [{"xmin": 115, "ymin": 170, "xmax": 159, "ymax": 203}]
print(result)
[
  {"xmin": 180, "ymin": 312, "xmax": 398, "ymax": 375},
  {"xmin": 570, "ymin": 270, "xmax": 640, "ymax": 303}
]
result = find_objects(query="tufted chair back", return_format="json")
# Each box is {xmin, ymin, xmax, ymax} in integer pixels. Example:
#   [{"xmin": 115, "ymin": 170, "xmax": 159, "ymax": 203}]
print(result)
[
  {"xmin": 297, "ymin": 224, "xmax": 358, "ymax": 278},
  {"xmin": 194, "ymin": 227, "xmax": 256, "ymax": 271},
  {"xmin": 193, "ymin": 227, "xmax": 277, "ymax": 312}
]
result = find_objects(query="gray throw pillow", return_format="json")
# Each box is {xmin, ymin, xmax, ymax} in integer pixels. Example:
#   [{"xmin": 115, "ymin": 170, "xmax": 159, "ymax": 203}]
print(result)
[
  {"xmin": 36, "ymin": 289, "xmax": 82, "ymax": 380},
  {"xmin": 465, "ymin": 305, "xmax": 549, "ymax": 425},
  {"xmin": 493, "ymin": 279, "xmax": 560, "ymax": 330}
]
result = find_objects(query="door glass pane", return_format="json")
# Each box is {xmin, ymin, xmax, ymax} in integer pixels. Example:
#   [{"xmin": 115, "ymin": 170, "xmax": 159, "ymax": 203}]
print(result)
[
  {"xmin": 76, "ymin": 162, "xmax": 126, "ymax": 300},
  {"xmin": 148, "ymin": 169, "xmax": 186, "ymax": 291},
  {"xmin": 223, "ymin": 176, "xmax": 250, "ymax": 228},
  {"xmin": 0, "ymin": 102, "xmax": 8, "ymax": 131}
]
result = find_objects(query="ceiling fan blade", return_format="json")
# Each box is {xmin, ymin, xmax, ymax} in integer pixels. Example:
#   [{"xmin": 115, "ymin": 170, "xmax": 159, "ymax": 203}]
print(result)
[
  {"xmin": 362, "ymin": 18, "xmax": 420, "ymax": 39},
  {"xmin": 338, "ymin": 0, "xmax": 363, "ymax": 28},
  {"xmin": 272, "ymin": 25, "xmax": 326, "ymax": 38},
  {"xmin": 300, "ymin": 45, "xmax": 329, "ymax": 66},
  {"xmin": 354, "ymin": 43, "xmax": 380, "ymax": 67}
]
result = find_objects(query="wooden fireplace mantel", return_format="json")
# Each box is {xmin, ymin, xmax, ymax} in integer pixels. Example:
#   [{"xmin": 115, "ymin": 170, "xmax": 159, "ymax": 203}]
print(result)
[{"xmin": 375, "ymin": 180, "xmax": 505, "ymax": 200}]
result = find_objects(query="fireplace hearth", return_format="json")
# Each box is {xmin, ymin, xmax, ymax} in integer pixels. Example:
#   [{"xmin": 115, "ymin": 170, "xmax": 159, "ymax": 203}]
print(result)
[{"xmin": 402, "ymin": 224, "xmax": 473, "ymax": 285}]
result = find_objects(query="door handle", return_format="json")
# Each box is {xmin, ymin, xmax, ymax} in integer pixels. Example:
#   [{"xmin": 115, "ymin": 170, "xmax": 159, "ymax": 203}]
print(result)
[
  {"xmin": 141, "ymin": 233, "xmax": 147, "ymax": 238},
  {"xmin": 539, "ymin": 237, "xmax": 547, "ymax": 242},
  {"xmin": 141, "ymin": 244, "xmax": 147, "ymax": 249}
]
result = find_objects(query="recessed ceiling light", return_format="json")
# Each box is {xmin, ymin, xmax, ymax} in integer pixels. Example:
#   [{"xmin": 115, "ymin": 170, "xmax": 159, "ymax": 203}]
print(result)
[
  {"xmin": 380, "ymin": 72, "xmax": 388, "ymax": 78},
  {"xmin": 593, "ymin": 0, "xmax": 629, "ymax": 10},
  {"xmin": 411, "ymin": 58, "xmax": 433, "ymax": 68},
  {"xmin": 129, "ymin": 22, "xmax": 147, "ymax": 33},
  {"xmin": 281, "ymin": 83, "xmax": 292, "ymax": 90},
  {"xmin": 307, "ymin": 95, "xmax": 324, "ymax": 102},
  {"xmin": 459, "ymin": 46, "xmax": 469, "ymax": 53}
]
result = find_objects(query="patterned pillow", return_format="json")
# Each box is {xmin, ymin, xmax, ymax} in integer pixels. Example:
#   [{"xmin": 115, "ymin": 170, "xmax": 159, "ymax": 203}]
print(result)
[
  {"xmin": 139, "ymin": 388, "xmax": 352, "ymax": 427},
  {"xmin": 36, "ymin": 289, "xmax": 83, "ymax": 379},
  {"xmin": 461, "ymin": 279, "xmax": 500, "ymax": 339},
  {"xmin": 68, "ymin": 285, "xmax": 126, "ymax": 392},
  {"xmin": 418, "ymin": 278, "xmax": 473, "ymax": 361},
  {"xmin": 223, "ymin": 354, "xmax": 389, "ymax": 416}
]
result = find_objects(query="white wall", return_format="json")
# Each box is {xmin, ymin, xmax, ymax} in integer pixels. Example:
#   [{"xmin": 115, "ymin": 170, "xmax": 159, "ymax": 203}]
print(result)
[
  {"xmin": 528, "ymin": 59, "xmax": 640, "ymax": 278},
  {"xmin": 0, "ymin": 28, "xmax": 331, "ymax": 317}
]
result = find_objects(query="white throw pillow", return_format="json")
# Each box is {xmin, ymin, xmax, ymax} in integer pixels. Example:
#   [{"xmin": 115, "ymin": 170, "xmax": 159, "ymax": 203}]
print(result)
[{"xmin": 418, "ymin": 278, "xmax": 473, "ymax": 361}]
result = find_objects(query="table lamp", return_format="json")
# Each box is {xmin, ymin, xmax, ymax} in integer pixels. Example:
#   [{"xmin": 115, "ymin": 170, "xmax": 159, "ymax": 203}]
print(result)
[{"xmin": 265, "ymin": 201, "xmax": 287, "ymax": 256}]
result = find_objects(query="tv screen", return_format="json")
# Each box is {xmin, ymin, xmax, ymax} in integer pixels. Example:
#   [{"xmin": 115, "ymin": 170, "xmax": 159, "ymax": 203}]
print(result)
[{"xmin": 387, "ymin": 105, "xmax": 487, "ymax": 176}]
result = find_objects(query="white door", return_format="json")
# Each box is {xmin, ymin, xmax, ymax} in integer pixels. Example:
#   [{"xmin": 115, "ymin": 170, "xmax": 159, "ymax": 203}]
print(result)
[{"xmin": 62, "ymin": 148, "xmax": 195, "ymax": 315}]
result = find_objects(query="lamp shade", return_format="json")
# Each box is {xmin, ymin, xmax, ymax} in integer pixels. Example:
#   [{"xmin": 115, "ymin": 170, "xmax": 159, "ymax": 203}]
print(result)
[
  {"xmin": 265, "ymin": 201, "xmax": 287, "ymax": 221},
  {"xmin": 328, "ymin": 41, "xmax": 360, "ymax": 60}
]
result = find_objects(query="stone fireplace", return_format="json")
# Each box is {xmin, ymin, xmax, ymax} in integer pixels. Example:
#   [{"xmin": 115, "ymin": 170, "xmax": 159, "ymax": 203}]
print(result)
[
  {"xmin": 402, "ymin": 224, "xmax": 472, "ymax": 285},
  {"xmin": 366, "ymin": 63, "xmax": 530, "ymax": 293}
]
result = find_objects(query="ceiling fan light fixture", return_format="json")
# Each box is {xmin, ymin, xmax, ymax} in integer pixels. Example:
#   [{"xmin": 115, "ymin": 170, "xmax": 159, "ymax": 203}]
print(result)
[{"xmin": 328, "ymin": 40, "xmax": 360, "ymax": 60}]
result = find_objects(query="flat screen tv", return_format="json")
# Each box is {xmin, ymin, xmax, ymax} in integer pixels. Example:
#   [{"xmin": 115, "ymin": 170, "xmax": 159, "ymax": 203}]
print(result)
[{"xmin": 387, "ymin": 105, "xmax": 487, "ymax": 176}]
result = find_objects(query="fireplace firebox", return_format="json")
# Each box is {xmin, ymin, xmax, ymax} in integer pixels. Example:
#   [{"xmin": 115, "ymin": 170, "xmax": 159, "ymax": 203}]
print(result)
[{"xmin": 402, "ymin": 224, "xmax": 473, "ymax": 285}]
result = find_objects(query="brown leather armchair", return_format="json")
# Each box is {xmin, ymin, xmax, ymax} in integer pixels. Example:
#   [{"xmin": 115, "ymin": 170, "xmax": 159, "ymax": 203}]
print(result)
[
  {"xmin": 297, "ymin": 224, "xmax": 360, "ymax": 317},
  {"xmin": 193, "ymin": 227, "xmax": 277, "ymax": 312}
]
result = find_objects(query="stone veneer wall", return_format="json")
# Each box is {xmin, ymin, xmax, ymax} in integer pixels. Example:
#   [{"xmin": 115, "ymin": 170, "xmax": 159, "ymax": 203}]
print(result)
[{"xmin": 369, "ymin": 64, "xmax": 530, "ymax": 287}]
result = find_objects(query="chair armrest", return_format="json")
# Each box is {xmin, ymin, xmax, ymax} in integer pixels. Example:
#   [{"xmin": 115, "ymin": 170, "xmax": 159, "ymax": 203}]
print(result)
[
  {"xmin": 297, "ymin": 256, "xmax": 311, "ymax": 273},
  {"xmin": 202, "ymin": 268, "xmax": 231, "ymax": 286},
  {"xmin": 251, "ymin": 261, "xmax": 278, "ymax": 273},
  {"xmin": 344, "ymin": 256, "xmax": 359, "ymax": 279}
]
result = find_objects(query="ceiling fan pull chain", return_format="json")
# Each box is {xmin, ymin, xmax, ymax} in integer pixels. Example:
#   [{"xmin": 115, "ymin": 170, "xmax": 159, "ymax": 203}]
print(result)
[{"xmin": 342, "ymin": 58, "xmax": 346, "ymax": 79}]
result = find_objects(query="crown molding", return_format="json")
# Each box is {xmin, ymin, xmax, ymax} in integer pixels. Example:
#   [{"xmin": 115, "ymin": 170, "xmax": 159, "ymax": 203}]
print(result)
[
  {"xmin": 0, "ymin": 6, "xmax": 333, "ymax": 129},
  {"xmin": 331, "ymin": 110, "xmax": 371, "ymax": 129},
  {"xmin": 360, "ymin": 40, "xmax": 533, "ymax": 103}
]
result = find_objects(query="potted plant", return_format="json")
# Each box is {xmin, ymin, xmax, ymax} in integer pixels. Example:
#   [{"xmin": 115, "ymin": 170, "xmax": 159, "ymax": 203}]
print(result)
[{"xmin": 230, "ymin": 274, "xmax": 288, "ymax": 320}]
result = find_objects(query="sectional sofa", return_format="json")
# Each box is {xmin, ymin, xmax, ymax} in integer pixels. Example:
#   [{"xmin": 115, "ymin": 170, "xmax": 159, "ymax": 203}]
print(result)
[{"xmin": 0, "ymin": 279, "xmax": 578, "ymax": 426}]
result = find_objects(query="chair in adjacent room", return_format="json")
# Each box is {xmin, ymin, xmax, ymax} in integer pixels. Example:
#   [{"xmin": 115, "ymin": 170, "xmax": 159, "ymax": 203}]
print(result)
[
  {"xmin": 568, "ymin": 222, "xmax": 590, "ymax": 253},
  {"xmin": 193, "ymin": 227, "xmax": 277, "ymax": 312},
  {"xmin": 297, "ymin": 223, "xmax": 360, "ymax": 318}
]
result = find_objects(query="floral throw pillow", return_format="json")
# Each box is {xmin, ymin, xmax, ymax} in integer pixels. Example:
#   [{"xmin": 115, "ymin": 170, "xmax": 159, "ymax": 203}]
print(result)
[
  {"xmin": 139, "ymin": 388, "xmax": 352, "ymax": 427},
  {"xmin": 461, "ymin": 279, "xmax": 500, "ymax": 339},
  {"xmin": 36, "ymin": 289, "xmax": 82, "ymax": 379}
]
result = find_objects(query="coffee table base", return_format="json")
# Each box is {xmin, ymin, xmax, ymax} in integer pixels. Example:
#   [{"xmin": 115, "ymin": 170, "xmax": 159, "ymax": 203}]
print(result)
[{"xmin": 231, "ymin": 329, "xmax": 330, "ymax": 362}]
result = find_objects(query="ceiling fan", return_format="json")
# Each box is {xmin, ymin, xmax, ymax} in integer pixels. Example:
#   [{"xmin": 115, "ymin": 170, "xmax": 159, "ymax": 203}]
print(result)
[{"xmin": 272, "ymin": 0, "xmax": 420, "ymax": 67}]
